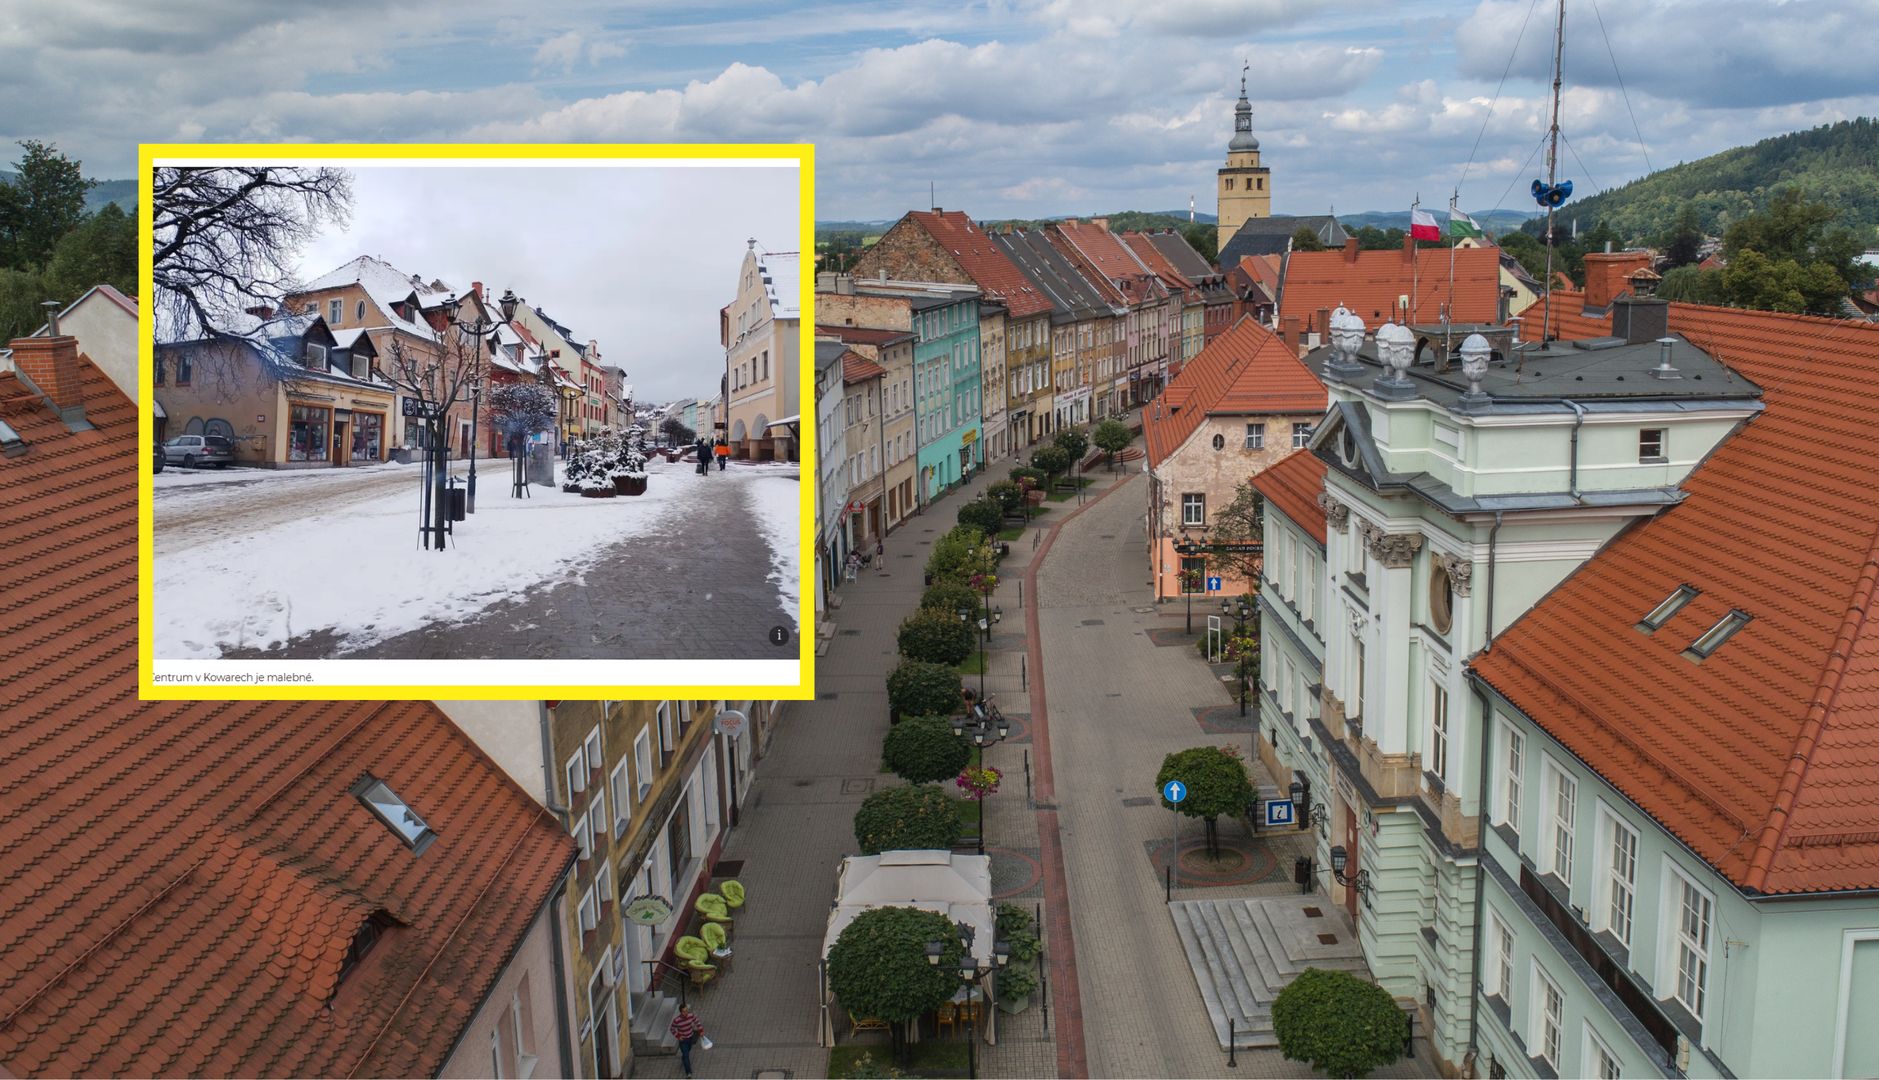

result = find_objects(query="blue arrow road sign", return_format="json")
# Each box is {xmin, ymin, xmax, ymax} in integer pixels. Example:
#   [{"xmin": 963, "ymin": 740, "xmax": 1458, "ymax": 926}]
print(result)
[
  {"xmin": 1206, "ymin": 576, "xmax": 1223, "ymax": 592},
  {"xmin": 1263, "ymin": 799, "xmax": 1296, "ymax": 828},
  {"xmin": 1163, "ymin": 780, "xmax": 1187, "ymax": 804}
]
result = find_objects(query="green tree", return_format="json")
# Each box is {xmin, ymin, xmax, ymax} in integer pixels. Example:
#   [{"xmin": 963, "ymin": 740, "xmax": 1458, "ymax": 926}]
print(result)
[
  {"xmin": 0, "ymin": 266, "xmax": 49, "ymax": 345},
  {"xmin": 1157, "ymin": 745, "xmax": 1254, "ymax": 853},
  {"xmin": 1206, "ymin": 481, "xmax": 1264, "ymax": 585},
  {"xmin": 1720, "ymin": 248, "xmax": 1851, "ymax": 315},
  {"xmin": 1053, "ymin": 425, "xmax": 1089, "ymax": 464},
  {"xmin": 926, "ymin": 524, "xmax": 994, "ymax": 583},
  {"xmin": 1495, "ymin": 230, "xmax": 1549, "ymax": 284},
  {"xmin": 1290, "ymin": 226, "xmax": 1326, "ymax": 252},
  {"xmin": 985, "ymin": 479, "xmax": 1024, "ymax": 516},
  {"xmin": 886, "ymin": 660, "xmax": 963, "ymax": 721},
  {"xmin": 882, "ymin": 716, "xmax": 971, "ymax": 784},
  {"xmin": 1030, "ymin": 444, "xmax": 1071, "ymax": 485},
  {"xmin": 43, "ymin": 203, "xmax": 135, "ymax": 304},
  {"xmin": 0, "ymin": 140, "xmax": 94, "ymax": 270},
  {"xmin": 920, "ymin": 580, "xmax": 982, "ymax": 620},
  {"xmin": 1353, "ymin": 225, "xmax": 1402, "ymax": 251},
  {"xmin": 852, "ymin": 786, "xmax": 964, "ymax": 856},
  {"xmin": 659, "ymin": 416, "xmax": 696, "ymax": 445},
  {"xmin": 827, "ymin": 906, "xmax": 967, "ymax": 1064},
  {"xmin": 1092, "ymin": 418, "xmax": 1131, "ymax": 466},
  {"xmin": 1180, "ymin": 222, "xmax": 1218, "ymax": 266},
  {"xmin": 1723, "ymin": 186, "xmax": 1861, "ymax": 277},
  {"xmin": 1657, "ymin": 265, "xmax": 1726, "ymax": 305},
  {"xmin": 1659, "ymin": 203, "xmax": 1704, "ymax": 269},
  {"xmin": 897, "ymin": 608, "xmax": 975, "ymax": 666},
  {"xmin": 1271, "ymin": 968, "xmax": 1406, "ymax": 1078},
  {"xmin": 956, "ymin": 497, "xmax": 1003, "ymax": 535}
]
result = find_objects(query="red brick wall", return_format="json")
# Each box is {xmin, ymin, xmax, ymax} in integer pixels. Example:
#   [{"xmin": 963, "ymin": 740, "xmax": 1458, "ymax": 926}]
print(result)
[{"xmin": 851, "ymin": 216, "xmax": 971, "ymax": 285}]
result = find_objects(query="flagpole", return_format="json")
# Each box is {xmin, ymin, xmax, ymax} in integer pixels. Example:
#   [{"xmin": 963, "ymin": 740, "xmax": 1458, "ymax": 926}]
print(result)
[
  {"xmin": 1447, "ymin": 189, "xmax": 1458, "ymax": 360},
  {"xmin": 1541, "ymin": 0, "xmax": 1566, "ymax": 346},
  {"xmin": 1410, "ymin": 194, "xmax": 1419, "ymax": 326}
]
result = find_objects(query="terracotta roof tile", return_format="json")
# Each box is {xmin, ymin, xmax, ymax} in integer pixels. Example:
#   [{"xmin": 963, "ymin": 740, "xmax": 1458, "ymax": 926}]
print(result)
[
  {"xmin": 1281, "ymin": 244, "xmax": 1500, "ymax": 326},
  {"xmin": 1049, "ymin": 220, "xmax": 1168, "ymax": 308},
  {"xmin": 840, "ymin": 350, "xmax": 888, "ymax": 384},
  {"xmin": 1143, "ymin": 317, "xmax": 1326, "ymax": 468},
  {"xmin": 1472, "ymin": 301, "xmax": 1879, "ymax": 894},
  {"xmin": 907, "ymin": 211, "xmax": 1054, "ymax": 318},
  {"xmin": 1253, "ymin": 449, "xmax": 1328, "ymax": 546},
  {"xmin": 0, "ymin": 357, "xmax": 577, "ymax": 1075}
]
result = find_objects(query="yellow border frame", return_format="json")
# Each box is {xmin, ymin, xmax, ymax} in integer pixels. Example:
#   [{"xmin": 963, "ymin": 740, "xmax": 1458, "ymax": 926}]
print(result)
[{"xmin": 137, "ymin": 142, "xmax": 816, "ymax": 701}]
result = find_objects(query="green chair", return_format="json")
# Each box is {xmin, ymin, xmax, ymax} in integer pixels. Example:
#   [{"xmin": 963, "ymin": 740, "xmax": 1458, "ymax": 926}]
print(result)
[
  {"xmin": 720, "ymin": 880, "xmax": 746, "ymax": 911},
  {"xmin": 675, "ymin": 935, "xmax": 718, "ymax": 985},
  {"xmin": 696, "ymin": 892, "xmax": 734, "ymax": 931},
  {"xmin": 700, "ymin": 921, "xmax": 729, "ymax": 953}
]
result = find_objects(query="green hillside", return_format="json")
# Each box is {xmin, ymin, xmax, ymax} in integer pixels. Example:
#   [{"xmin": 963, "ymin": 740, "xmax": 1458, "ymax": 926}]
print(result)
[
  {"xmin": 1532, "ymin": 118, "xmax": 1879, "ymax": 245},
  {"xmin": 0, "ymin": 171, "xmax": 135, "ymax": 213}
]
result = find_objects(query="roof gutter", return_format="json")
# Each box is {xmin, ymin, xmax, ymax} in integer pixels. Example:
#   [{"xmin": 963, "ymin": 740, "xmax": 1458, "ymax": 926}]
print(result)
[
  {"xmin": 1483, "ymin": 511, "xmax": 1504, "ymax": 652},
  {"xmin": 537, "ymin": 702, "xmax": 576, "ymax": 1078},
  {"xmin": 1464, "ymin": 679, "xmax": 1495, "ymax": 1078}
]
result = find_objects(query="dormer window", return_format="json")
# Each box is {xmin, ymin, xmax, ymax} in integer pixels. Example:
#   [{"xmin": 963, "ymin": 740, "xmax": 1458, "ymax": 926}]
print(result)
[
  {"xmin": 353, "ymin": 775, "xmax": 436, "ymax": 854},
  {"xmin": 1639, "ymin": 428, "xmax": 1667, "ymax": 463},
  {"xmin": 1637, "ymin": 584, "xmax": 1698, "ymax": 633},
  {"xmin": 338, "ymin": 910, "xmax": 397, "ymax": 987},
  {"xmin": 1684, "ymin": 610, "xmax": 1752, "ymax": 662},
  {"xmin": 305, "ymin": 342, "xmax": 327, "ymax": 368}
]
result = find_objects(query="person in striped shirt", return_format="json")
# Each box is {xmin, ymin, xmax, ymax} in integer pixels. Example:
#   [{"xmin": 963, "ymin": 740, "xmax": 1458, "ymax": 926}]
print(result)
[{"xmin": 670, "ymin": 1003, "xmax": 706, "ymax": 1078}]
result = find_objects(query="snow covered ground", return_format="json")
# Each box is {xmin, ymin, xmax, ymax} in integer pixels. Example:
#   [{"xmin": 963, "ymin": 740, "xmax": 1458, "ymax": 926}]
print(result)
[
  {"xmin": 152, "ymin": 455, "xmax": 803, "ymax": 658},
  {"xmin": 722, "ymin": 464, "xmax": 803, "ymax": 629}
]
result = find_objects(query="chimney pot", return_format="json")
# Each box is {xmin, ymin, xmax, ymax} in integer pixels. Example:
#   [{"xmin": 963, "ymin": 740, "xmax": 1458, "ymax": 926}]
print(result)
[
  {"xmin": 472, "ymin": 281, "xmax": 484, "ymax": 299},
  {"xmin": 1344, "ymin": 236, "xmax": 1360, "ymax": 262},
  {"xmin": 1403, "ymin": 236, "xmax": 1416, "ymax": 264}
]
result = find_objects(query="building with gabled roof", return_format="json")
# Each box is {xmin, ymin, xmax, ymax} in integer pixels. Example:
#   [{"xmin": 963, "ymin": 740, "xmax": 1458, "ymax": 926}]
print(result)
[
  {"xmin": 1219, "ymin": 214, "xmax": 1349, "ymax": 266},
  {"xmin": 724, "ymin": 244, "xmax": 802, "ymax": 461},
  {"xmin": 817, "ymin": 323, "xmax": 917, "ymax": 534},
  {"xmin": 1277, "ymin": 237, "xmax": 1502, "ymax": 341},
  {"xmin": 991, "ymin": 227, "xmax": 1120, "ymax": 432},
  {"xmin": 1050, "ymin": 218, "xmax": 1170, "ymax": 415},
  {"xmin": 0, "ymin": 326, "xmax": 576, "ymax": 1079},
  {"xmin": 1142, "ymin": 316, "xmax": 1325, "ymax": 602}
]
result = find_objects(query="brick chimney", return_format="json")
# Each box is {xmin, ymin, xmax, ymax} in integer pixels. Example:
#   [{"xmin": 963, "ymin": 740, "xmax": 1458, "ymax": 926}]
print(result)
[
  {"xmin": 1344, "ymin": 236, "xmax": 1360, "ymax": 263},
  {"xmin": 1402, "ymin": 235, "xmax": 1416, "ymax": 264},
  {"xmin": 1582, "ymin": 251, "xmax": 1654, "ymax": 308},
  {"xmin": 11, "ymin": 331, "xmax": 86, "ymax": 428},
  {"xmin": 472, "ymin": 280, "xmax": 484, "ymax": 300},
  {"xmin": 1316, "ymin": 307, "xmax": 1332, "ymax": 340},
  {"xmin": 1092, "ymin": 217, "xmax": 1110, "ymax": 231},
  {"xmin": 1279, "ymin": 314, "xmax": 1303, "ymax": 355}
]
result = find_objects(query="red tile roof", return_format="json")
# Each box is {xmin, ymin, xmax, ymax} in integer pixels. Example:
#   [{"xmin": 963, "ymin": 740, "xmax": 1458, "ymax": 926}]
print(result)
[
  {"xmin": 906, "ymin": 212, "xmax": 1054, "ymax": 319},
  {"xmin": 1472, "ymin": 302, "xmax": 1879, "ymax": 895},
  {"xmin": 1512, "ymin": 290, "xmax": 1620, "ymax": 340},
  {"xmin": 1143, "ymin": 317, "xmax": 1325, "ymax": 468},
  {"xmin": 1252, "ymin": 448, "xmax": 1328, "ymax": 546},
  {"xmin": 0, "ymin": 357, "xmax": 576, "ymax": 1075},
  {"xmin": 1051, "ymin": 220, "xmax": 1165, "ymax": 307},
  {"xmin": 1120, "ymin": 233, "xmax": 1193, "ymax": 291},
  {"xmin": 1281, "ymin": 244, "xmax": 1500, "ymax": 326},
  {"xmin": 1236, "ymin": 255, "xmax": 1282, "ymax": 290},
  {"xmin": 841, "ymin": 350, "xmax": 888, "ymax": 383}
]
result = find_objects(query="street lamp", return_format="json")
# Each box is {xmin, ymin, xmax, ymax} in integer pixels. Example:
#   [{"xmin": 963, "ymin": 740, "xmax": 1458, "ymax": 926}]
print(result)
[
  {"xmin": 438, "ymin": 287, "xmax": 520, "ymax": 515},
  {"xmin": 1222, "ymin": 596, "xmax": 1253, "ymax": 717},
  {"xmin": 1174, "ymin": 538, "xmax": 1204, "ymax": 634},
  {"xmin": 1329, "ymin": 844, "xmax": 1374, "ymax": 907},
  {"xmin": 950, "ymin": 703, "xmax": 1010, "ymax": 855},
  {"xmin": 926, "ymin": 920, "xmax": 1009, "ymax": 1080}
]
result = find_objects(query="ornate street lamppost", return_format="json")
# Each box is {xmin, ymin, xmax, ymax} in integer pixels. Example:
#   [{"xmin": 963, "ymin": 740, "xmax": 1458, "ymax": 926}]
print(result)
[
  {"xmin": 1221, "ymin": 595, "xmax": 1253, "ymax": 717},
  {"xmin": 438, "ymin": 286, "xmax": 520, "ymax": 514},
  {"xmin": 927, "ymin": 921, "xmax": 1010, "ymax": 1080},
  {"xmin": 951, "ymin": 706, "xmax": 1010, "ymax": 855}
]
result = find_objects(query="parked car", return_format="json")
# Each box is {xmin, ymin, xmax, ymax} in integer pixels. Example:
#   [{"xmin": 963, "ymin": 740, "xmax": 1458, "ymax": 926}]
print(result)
[
  {"xmin": 162, "ymin": 434, "xmax": 235, "ymax": 468},
  {"xmin": 153, "ymin": 442, "xmax": 165, "ymax": 474}
]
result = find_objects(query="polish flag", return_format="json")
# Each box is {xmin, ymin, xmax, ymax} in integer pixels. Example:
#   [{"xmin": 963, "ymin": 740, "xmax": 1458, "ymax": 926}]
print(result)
[{"xmin": 1409, "ymin": 208, "xmax": 1441, "ymax": 242}]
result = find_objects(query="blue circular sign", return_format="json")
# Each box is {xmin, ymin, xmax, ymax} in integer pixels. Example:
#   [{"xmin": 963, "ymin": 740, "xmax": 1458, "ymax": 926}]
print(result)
[{"xmin": 1162, "ymin": 780, "xmax": 1187, "ymax": 804}]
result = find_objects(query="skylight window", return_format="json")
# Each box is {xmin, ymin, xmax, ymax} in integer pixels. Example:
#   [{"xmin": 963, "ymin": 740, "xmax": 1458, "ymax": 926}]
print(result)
[
  {"xmin": 1684, "ymin": 610, "xmax": 1753, "ymax": 662},
  {"xmin": 354, "ymin": 775, "xmax": 436, "ymax": 854},
  {"xmin": 1637, "ymin": 584, "xmax": 1699, "ymax": 633}
]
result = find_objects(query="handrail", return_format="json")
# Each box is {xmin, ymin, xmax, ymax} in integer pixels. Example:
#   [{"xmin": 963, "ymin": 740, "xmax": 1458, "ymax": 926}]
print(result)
[{"xmin": 642, "ymin": 958, "xmax": 692, "ymax": 1006}]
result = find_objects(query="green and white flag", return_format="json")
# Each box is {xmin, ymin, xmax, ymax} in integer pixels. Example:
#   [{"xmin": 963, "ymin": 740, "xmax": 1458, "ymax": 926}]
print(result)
[{"xmin": 1447, "ymin": 209, "xmax": 1485, "ymax": 240}]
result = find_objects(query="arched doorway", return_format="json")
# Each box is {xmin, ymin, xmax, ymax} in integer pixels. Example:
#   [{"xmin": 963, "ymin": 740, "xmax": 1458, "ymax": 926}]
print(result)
[{"xmin": 752, "ymin": 414, "xmax": 769, "ymax": 462}]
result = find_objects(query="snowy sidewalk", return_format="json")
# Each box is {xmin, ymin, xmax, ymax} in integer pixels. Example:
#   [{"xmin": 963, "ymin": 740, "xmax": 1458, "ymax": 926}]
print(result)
[{"xmin": 154, "ymin": 457, "xmax": 801, "ymax": 660}]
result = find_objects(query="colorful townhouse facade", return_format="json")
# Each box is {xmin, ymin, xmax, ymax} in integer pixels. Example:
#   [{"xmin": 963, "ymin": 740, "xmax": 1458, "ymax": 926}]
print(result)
[
  {"xmin": 724, "ymin": 244, "xmax": 802, "ymax": 462},
  {"xmin": 991, "ymin": 227, "xmax": 1118, "ymax": 433},
  {"xmin": 1050, "ymin": 217, "xmax": 1169, "ymax": 415},
  {"xmin": 815, "ymin": 323, "xmax": 918, "ymax": 533}
]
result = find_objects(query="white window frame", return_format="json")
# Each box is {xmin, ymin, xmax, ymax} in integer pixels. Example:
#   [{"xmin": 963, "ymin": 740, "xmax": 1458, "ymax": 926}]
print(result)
[
  {"xmin": 1661, "ymin": 862, "xmax": 1715, "ymax": 1026},
  {"xmin": 1182, "ymin": 493, "xmax": 1206, "ymax": 527},
  {"xmin": 1530, "ymin": 961, "xmax": 1564, "ymax": 1067},
  {"xmin": 634, "ymin": 729, "xmax": 653, "ymax": 801},
  {"xmin": 583, "ymin": 726, "xmax": 603, "ymax": 780},
  {"xmin": 1486, "ymin": 908, "xmax": 1514, "ymax": 999},
  {"xmin": 1541, "ymin": 756, "xmax": 1577, "ymax": 884},
  {"xmin": 577, "ymin": 886, "xmax": 598, "ymax": 934},
  {"xmin": 1596, "ymin": 804, "xmax": 1639, "ymax": 948},
  {"xmin": 657, "ymin": 702, "xmax": 674, "ymax": 753},
  {"xmin": 1584, "ymin": 1023, "xmax": 1621, "ymax": 1079},
  {"xmin": 565, "ymin": 746, "xmax": 587, "ymax": 797},
  {"xmin": 610, "ymin": 760, "xmax": 632, "ymax": 833},
  {"xmin": 1281, "ymin": 656, "xmax": 1296, "ymax": 715},
  {"xmin": 1245, "ymin": 422, "xmax": 1265, "ymax": 450},
  {"xmin": 1292, "ymin": 421, "xmax": 1313, "ymax": 448},
  {"xmin": 598, "ymin": 857, "xmax": 614, "ymax": 906},
  {"xmin": 1497, "ymin": 722, "xmax": 1525, "ymax": 830},
  {"xmin": 575, "ymin": 811, "xmax": 593, "ymax": 862},
  {"xmin": 328, "ymin": 298, "xmax": 342, "ymax": 324},
  {"xmin": 1428, "ymin": 680, "xmax": 1450, "ymax": 783}
]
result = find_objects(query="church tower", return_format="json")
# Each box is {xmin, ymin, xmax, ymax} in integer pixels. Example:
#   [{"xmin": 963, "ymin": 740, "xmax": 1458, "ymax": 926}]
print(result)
[{"xmin": 1216, "ymin": 64, "xmax": 1272, "ymax": 250}]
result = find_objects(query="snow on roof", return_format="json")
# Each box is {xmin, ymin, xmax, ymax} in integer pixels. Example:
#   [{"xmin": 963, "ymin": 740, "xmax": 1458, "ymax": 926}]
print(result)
[
  {"xmin": 758, "ymin": 251, "xmax": 801, "ymax": 320},
  {"xmin": 297, "ymin": 255, "xmax": 446, "ymax": 341}
]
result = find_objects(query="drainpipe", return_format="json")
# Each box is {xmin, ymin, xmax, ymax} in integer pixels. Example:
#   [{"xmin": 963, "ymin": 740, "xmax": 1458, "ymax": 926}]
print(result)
[
  {"xmin": 1465, "ymin": 679, "xmax": 1494, "ymax": 1078},
  {"xmin": 1483, "ymin": 512, "xmax": 1504, "ymax": 652},
  {"xmin": 1562, "ymin": 399, "xmax": 1586, "ymax": 503},
  {"xmin": 538, "ymin": 701, "xmax": 576, "ymax": 1078}
]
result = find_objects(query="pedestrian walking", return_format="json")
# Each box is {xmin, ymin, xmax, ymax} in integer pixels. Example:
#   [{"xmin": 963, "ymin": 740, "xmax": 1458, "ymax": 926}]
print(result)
[
  {"xmin": 715, "ymin": 438, "xmax": 729, "ymax": 471},
  {"xmin": 844, "ymin": 551, "xmax": 861, "ymax": 582},
  {"xmin": 670, "ymin": 1003, "xmax": 706, "ymax": 1078},
  {"xmin": 695, "ymin": 438, "xmax": 710, "ymax": 476}
]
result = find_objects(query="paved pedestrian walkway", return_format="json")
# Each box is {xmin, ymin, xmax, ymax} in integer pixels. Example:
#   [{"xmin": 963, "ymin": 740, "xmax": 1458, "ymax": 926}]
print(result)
[
  {"xmin": 1027, "ymin": 445, "xmax": 1439, "ymax": 1078},
  {"xmin": 630, "ymin": 464, "xmax": 1061, "ymax": 1080}
]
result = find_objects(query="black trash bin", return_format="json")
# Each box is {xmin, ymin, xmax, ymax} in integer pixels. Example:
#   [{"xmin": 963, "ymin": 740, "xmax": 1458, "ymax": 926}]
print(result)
[
  {"xmin": 447, "ymin": 486, "xmax": 467, "ymax": 522},
  {"xmin": 1294, "ymin": 856, "xmax": 1313, "ymax": 892}
]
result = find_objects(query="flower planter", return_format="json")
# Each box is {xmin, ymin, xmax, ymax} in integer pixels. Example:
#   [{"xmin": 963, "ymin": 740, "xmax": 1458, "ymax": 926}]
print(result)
[
  {"xmin": 581, "ymin": 486, "xmax": 616, "ymax": 498},
  {"xmin": 997, "ymin": 993, "xmax": 1031, "ymax": 1015},
  {"xmin": 561, "ymin": 483, "xmax": 580, "ymax": 493},
  {"xmin": 613, "ymin": 474, "xmax": 648, "ymax": 496}
]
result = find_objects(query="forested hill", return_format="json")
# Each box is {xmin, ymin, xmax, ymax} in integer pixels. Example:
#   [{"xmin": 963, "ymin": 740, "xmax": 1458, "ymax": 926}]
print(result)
[{"xmin": 1540, "ymin": 118, "xmax": 1879, "ymax": 245}]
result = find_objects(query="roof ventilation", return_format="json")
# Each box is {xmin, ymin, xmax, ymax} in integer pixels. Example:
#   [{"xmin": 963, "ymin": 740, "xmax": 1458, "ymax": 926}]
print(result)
[{"xmin": 1650, "ymin": 337, "xmax": 1682, "ymax": 380}]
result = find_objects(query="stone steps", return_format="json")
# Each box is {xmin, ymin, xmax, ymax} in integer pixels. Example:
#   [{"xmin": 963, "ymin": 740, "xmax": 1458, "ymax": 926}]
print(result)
[
  {"xmin": 628, "ymin": 994, "xmax": 679, "ymax": 1056},
  {"xmin": 1169, "ymin": 897, "xmax": 1372, "ymax": 1051}
]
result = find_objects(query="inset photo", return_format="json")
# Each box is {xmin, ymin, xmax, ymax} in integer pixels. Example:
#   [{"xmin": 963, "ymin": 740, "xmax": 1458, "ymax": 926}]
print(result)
[{"xmin": 138, "ymin": 145, "xmax": 812, "ymax": 697}]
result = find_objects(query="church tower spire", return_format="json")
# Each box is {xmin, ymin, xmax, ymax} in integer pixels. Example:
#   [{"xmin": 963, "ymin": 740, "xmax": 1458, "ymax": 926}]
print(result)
[{"xmin": 1216, "ymin": 61, "xmax": 1272, "ymax": 251}]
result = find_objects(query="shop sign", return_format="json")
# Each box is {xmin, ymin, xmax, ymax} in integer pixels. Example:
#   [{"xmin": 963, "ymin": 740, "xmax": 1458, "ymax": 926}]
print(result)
[
  {"xmin": 624, "ymin": 895, "xmax": 675, "ymax": 925},
  {"xmin": 713, "ymin": 709, "xmax": 749, "ymax": 739}
]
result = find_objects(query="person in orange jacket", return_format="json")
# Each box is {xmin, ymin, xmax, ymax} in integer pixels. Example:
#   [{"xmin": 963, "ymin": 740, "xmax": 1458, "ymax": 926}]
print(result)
[{"xmin": 715, "ymin": 438, "xmax": 730, "ymax": 470}]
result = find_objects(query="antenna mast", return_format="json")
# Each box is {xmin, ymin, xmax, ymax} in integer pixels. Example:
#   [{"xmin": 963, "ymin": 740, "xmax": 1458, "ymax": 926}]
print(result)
[{"xmin": 1541, "ymin": 0, "xmax": 1565, "ymax": 345}]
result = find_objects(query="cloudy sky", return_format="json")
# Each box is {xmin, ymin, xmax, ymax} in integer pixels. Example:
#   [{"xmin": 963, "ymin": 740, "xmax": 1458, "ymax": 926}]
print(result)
[
  {"xmin": 281, "ymin": 163, "xmax": 796, "ymax": 402},
  {"xmin": 9, "ymin": 0, "xmax": 1876, "ymax": 225}
]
